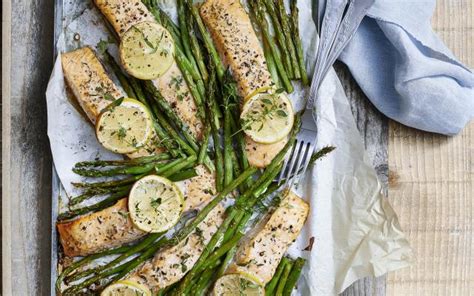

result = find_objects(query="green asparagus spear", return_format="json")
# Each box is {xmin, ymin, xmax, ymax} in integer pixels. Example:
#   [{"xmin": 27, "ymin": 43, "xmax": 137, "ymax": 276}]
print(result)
[
  {"xmin": 275, "ymin": 0, "xmax": 301, "ymax": 79},
  {"xmin": 58, "ymin": 188, "xmax": 130, "ymax": 221},
  {"xmin": 263, "ymin": 37, "xmax": 281, "ymax": 88},
  {"xmin": 265, "ymin": 257, "xmax": 291, "ymax": 295},
  {"xmin": 65, "ymin": 233, "xmax": 161, "ymax": 284},
  {"xmin": 56, "ymin": 245, "xmax": 130, "ymax": 294},
  {"xmin": 188, "ymin": 2, "xmax": 226, "ymax": 81},
  {"xmin": 261, "ymin": 0, "xmax": 294, "ymax": 78},
  {"xmin": 290, "ymin": 0, "xmax": 309, "ymax": 85},
  {"xmin": 282, "ymin": 257, "xmax": 306, "ymax": 296},
  {"xmin": 72, "ymin": 162, "xmax": 156, "ymax": 177},
  {"xmin": 249, "ymin": 1, "xmax": 294, "ymax": 93},
  {"xmin": 74, "ymin": 153, "xmax": 171, "ymax": 168},
  {"xmin": 168, "ymin": 168, "xmax": 198, "ymax": 182},
  {"xmin": 275, "ymin": 260, "xmax": 293, "ymax": 296}
]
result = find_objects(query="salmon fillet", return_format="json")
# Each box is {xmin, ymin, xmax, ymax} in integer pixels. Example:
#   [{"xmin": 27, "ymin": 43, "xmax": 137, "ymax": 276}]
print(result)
[
  {"xmin": 61, "ymin": 47, "xmax": 164, "ymax": 158},
  {"xmin": 61, "ymin": 47, "xmax": 124, "ymax": 124},
  {"xmin": 94, "ymin": 0, "xmax": 204, "ymax": 140},
  {"xmin": 200, "ymin": 0, "xmax": 289, "ymax": 168},
  {"xmin": 228, "ymin": 191, "xmax": 309, "ymax": 284},
  {"xmin": 57, "ymin": 164, "xmax": 216, "ymax": 257},
  {"xmin": 57, "ymin": 198, "xmax": 144, "ymax": 257},
  {"xmin": 126, "ymin": 204, "xmax": 225, "ymax": 292}
]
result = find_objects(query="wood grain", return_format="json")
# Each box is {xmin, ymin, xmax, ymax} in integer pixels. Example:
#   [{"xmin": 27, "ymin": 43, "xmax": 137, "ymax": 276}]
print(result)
[
  {"xmin": 386, "ymin": 0, "xmax": 474, "ymax": 295},
  {"xmin": 2, "ymin": 0, "xmax": 56, "ymax": 295}
]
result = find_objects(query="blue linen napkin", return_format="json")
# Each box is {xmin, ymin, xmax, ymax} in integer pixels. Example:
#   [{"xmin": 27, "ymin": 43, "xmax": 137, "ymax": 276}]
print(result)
[{"xmin": 337, "ymin": 0, "xmax": 474, "ymax": 135}]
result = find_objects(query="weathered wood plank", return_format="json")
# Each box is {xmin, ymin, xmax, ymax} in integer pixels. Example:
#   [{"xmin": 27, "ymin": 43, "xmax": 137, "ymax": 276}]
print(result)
[
  {"xmin": 2, "ymin": 0, "xmax": 56, "ymax": 295},
  {"xmin": 386, "ymin": 0, "xmax": 474, "ymax": 295}
]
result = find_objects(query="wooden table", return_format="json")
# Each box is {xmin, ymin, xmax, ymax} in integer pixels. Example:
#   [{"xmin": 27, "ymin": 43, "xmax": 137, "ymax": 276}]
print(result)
[{"xmin": 2, "ymin": 0, "xmax": 472, "ymax": 295}]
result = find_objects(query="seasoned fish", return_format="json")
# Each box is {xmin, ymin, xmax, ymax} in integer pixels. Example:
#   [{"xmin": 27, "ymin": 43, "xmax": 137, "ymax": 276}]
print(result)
[
  {"xmin": 57, "ymin": 198, "xmax": 144, "ymax": 257},
  {"xmin": 61, "ymin": 47, "xmax": 124, "ymax": 124},
  {"xmin": 61, "ymin": 47, "xmax": 164, "ymax": 158},
  {"xmin": 200, "ymin": 0, "xmax": 289, "ymax": 168},
  {"xmin": 126, "ymin": 204, "xmax": 225, "ymax": 292},
  {"xmin": 94, "ymin": 0, "xmax": 204, "ymax": 140},
  {"xmin": 199, "ymin": 0, "xmax": 272, "ymax": 97},
  {"xmin": 229, "ymin": 191, "xmax": 309, "ymax": 284},
  {"xmin": 57, "ymin": 164, "xmax": 216, "ymax": 257}
]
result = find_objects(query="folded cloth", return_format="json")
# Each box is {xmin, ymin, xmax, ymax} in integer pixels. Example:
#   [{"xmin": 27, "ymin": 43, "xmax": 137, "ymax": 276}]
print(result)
[{"xmin": 337, "ymin": 0, "xmax": 474, "ymax": 135}]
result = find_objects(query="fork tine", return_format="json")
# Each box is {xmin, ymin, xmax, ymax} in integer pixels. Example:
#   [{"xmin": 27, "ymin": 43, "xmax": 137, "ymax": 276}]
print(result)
[
  {"xmin": 283, "ymin": 140, "xmax": 304, "ymax": 188},
  {"xmin": 294, "ymin": 142, "xmax": 317, "ymax": 188},
  {"xmin": 277, "ymin": 140, "xmax": 296, "ymax": 184},
  {"xmin": 288, "ymin": 142, "xmax": 310, "ymax": 188}
]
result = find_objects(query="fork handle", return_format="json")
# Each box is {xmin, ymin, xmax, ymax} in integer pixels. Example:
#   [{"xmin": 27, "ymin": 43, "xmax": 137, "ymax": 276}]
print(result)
[{"xmin": 306, "ymin": 0, "xmax": 374, "ymax": 110}]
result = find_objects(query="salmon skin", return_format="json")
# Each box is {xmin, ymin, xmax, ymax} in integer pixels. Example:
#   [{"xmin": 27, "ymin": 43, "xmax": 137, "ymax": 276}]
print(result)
[
  {"xmin": 200, "ymin": 0, "xmax": 290, "ymax": 168},
  {"xmin": 94, "ymin": 0, "xmax": 204, "ymax": 140},
  {"xmin": 126, "ymin": 204, "xmax": 225, "ymax": 292},
  {"xmin": 228, "ymin": 191, "xmax": 309, "ymax": 284}
]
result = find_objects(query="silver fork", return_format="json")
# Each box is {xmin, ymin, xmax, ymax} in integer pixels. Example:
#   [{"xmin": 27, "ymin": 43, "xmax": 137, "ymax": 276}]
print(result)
[{"xmin": 277, "ymin": 0, "xmax": 374, "ymax": 188}]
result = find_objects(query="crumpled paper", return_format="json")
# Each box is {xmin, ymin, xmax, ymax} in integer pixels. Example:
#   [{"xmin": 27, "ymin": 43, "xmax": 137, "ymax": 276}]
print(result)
[{"xmin": 46, "ymin": 1, "xmax": 413, "ymax": 295}]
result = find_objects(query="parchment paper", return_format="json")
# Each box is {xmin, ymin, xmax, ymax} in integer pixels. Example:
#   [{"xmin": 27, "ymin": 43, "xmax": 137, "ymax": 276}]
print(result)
[{"xmin": 46, "ymin": 1, "xmax": 413, "ymax": 295}]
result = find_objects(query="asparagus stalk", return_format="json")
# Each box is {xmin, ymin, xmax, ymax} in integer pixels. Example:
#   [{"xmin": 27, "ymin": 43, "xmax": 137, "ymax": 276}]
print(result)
[
  {"xmin": 275, "ymin": 260, "xmax": 293, "ymax": 296},
  {"xmin": 282, "ymin": 257, "xmax": 306, "ymax": 296},
  {"xmin": 55, "ymin": 245, "xmax": 130, "ymax": 294},
  {"xmin": 185, "ymin": 0, "xmax": 209, "ymax": 82},
  {"xmin": 290, "ymin": 0, "xmax": 309, "ymax": 85},
  {"xmin": 177, "ymin": 0, "xmax": 200, "ymax": 78},
  {"xmin": 162, "ymin": 155, "xmax": 197, "ymax": 177},
  {"xmin": 275, "ymin": 0, "xmax": 301, "ymax": 79},
  {"xmin": 207, "ymin": 72, "xmax": 224, "ymax": 191},
  {"xmin": 69, "ymin": 185, "xmax": 132, "ymax": 207},
  {"xmin": 103, "ymin": 51, "xmax": 137, "ymax": 98},
  {"xmin": 249, "ymin": 1, "xmax": 294, "ymax": 93},
  {"xmin": 223, "ymin": 92, "xmax": 234, "ymax": 187},
  {"xmin": 198, "ymin": 125, "xmax": 211, "ymax": 165},
  {"xmin": 168, "ymin": 168, "xmax": 198, "ymax": 182},
  {"xmin": 187, "ymin": 2, "xmax": 226, "ymax": 81},
  {"xmin": 143, "ymin": 81, "xmax": 200, "ymax": 152},
  {"xmin": 58, "ymin": 192, "xmax": 129, "ymax": 221},
  {"xmin": 74, "ymin": 153, "xmax": 171, "ymax": 168},
  {"xmin": 265, "ymin": 257, "xmax": 291, "ymax": 295},
  {"xmin": 261, "ymin": 0, "xmax": 294, "ymax": 78},
  {"xmin": 72, "ymin": 162, "xmax": 156, "ymax": 177},
  {"xmin": 65, "ymin": 233, "xmax": 161, "ymax": 284},
  {"xmin": 72, "ymin": 174, "xmax": 145, "ymax": 189},
  {"xmin": 263, "ymin": 37, "xmax": 281, "ymax": 88},
  {"xmin": 149, "ymin": 103, "xmax": 196, "ymax": 157}
]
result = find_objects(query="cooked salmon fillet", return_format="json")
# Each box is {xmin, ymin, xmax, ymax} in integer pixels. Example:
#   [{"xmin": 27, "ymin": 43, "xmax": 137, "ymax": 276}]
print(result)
[
  {"xmin": 61, "ymin": 47, "xmax": 124, "ymax": 124},
  {"xmin": 94, "ymin": 0, "xmax": 204, "ymax": 140},
  {"xmin": 57, "ymin": 164, "xmax": 216, "ymax": 257},
  {"xmin": 228, "ymin": 191, "xmax": 309, "ymax": 284},
  {"xmin": 57, "ymin": 198, "xmax": 144, "ymax": 257},
  {"xmin": 200, "ymin": 0, "xmax": 289, "ymax": 168},
  {"xmin": 126, "ymin": 204, "xmax": 225, "ymax": 292},
  {"xmin": 61, "ymin": 47, "xmax": 164, "ymax": 158}
]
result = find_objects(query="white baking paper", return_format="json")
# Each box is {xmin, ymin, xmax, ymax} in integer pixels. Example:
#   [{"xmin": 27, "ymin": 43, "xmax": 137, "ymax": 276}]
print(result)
[{"xmin": 46, "ymin": 1, "xmax": 413, "ymax": 295}]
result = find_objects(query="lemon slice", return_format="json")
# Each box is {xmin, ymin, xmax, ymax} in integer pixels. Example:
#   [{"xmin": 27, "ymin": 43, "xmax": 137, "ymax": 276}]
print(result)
[
  {"xmin": 240, "ymin": 92, "xmax": 294, "ymax": 144},
  {"xmin": 101, "ymin": 280, "xmax": 151, "ymax": 296},
  {"xmin": 120, "ymin": 21, "xmax": 175, "ymax": 80},
  {"xmin": 96, "ymin": 98, "xmax": 154, "ymax": 154},
  {"xmin": 129, "ymin": 175, "xmax": 184, "ymax": 233},
  {"xmin": 243, "ymin": 86, "xmax": 274, "ymax": 102},
  {"xmin": 213, "ymin": 273, "xmax": 265, "ymax": 296}
]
